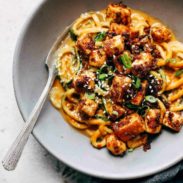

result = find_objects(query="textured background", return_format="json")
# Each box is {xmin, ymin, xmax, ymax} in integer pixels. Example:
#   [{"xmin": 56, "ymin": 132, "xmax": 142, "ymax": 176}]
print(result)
[
  {"xmin": 0, "ymin": 0, "xmax": 64, "ymax": 182},
  {"xmin": 0, "ymin": 0, "xmax": 183, "ymax": 182}
]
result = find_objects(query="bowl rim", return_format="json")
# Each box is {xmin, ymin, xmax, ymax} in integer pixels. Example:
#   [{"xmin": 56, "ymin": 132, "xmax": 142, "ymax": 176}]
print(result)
[{"xmin": 12, "ymin": 0, "xmax": 183, "ymax": 180}]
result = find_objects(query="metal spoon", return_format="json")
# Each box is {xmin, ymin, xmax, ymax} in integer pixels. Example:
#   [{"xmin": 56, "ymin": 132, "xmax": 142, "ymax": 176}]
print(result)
[{"xmin": 2, "ymin": 26, "xmax": 70, "ymax": 171}]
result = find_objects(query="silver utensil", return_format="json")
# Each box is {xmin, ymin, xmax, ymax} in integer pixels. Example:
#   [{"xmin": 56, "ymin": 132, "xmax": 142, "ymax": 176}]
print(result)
[{"xmin": 2, "ymin": 27, "xmax": 69, "ymax": 171}]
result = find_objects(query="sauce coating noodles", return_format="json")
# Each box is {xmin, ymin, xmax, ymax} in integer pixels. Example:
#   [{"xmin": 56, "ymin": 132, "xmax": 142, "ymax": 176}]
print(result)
[{"xmin": 50, "ymin": 2, "xmax": 183, "ymax": 156}]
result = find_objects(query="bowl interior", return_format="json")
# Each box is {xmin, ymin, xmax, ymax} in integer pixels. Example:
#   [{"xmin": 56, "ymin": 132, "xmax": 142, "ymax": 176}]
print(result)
[{"xmin": 14, "ymin": 0, "xmax": 183, "ymax": 179}]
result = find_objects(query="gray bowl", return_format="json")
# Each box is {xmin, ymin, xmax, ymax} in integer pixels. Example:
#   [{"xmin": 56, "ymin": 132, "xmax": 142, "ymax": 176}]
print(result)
[{"xmin": 13, "ymin": 0, "xmax": 183, "ymax": 180}]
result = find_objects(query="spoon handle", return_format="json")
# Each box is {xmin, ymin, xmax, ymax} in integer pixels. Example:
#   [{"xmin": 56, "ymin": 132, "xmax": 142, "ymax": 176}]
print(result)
[{"xmin": 2, "ymin": 68, "xmax": 56, "ymax": 171}]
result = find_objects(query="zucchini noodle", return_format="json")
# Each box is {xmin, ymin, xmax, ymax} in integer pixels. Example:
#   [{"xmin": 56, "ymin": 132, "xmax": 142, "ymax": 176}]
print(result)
[{"xmin": 49, "ymin": 2, "xmax": 183, "ymax": 156}]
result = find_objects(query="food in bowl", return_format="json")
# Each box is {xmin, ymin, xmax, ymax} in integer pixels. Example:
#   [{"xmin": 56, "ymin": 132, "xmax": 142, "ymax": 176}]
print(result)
[{"xmin": 50, "ymin": 2, "xmax": 183, "ymax": 156}]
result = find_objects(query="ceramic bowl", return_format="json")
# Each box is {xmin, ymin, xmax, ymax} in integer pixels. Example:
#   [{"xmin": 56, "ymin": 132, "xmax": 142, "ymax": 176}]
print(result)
[{"xmin": 13, "ymin": 0, "xmax": 183, "ymax": 179}]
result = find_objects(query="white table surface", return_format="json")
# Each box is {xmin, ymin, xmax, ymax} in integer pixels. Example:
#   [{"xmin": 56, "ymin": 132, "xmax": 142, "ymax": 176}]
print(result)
[
  {"xmin": 1, "ymin": 1, "xmax": 183, "ymax": 183},
  {"xmin": 0, "ymin": 0, "xmax": 65, "ymax": 182}
]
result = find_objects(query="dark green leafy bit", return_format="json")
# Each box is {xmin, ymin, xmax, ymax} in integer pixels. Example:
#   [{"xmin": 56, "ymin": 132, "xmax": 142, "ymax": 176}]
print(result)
[
  {"xmin": 125, "ymin": 102, "xmax": 139, "ymax": 110},
  {"xmin": 120, "ymin": 54, "xmax": 132, "ymax": 69},
  {"xmin": 131, "ymin": 75, "xmax": 141, "ymax": 89},
  {"xmin": 95, "ymin": 115, "xmax": 108, "ymax": 121},
  {"xmin": 69, "ymin": 29, "xmax": 78, "ymax": 41},
  {"xmin": 98, "ymin": 64, "xmax": 115, "ymax": 74},
  {"xmin": 125, "ymin": 102, "xmax": 149, "ymax": 116},
  {"xmin": 139, "ymin": 105, "xmax": 150, "ymax": 116},
  {"xmin": 145, "ymin": 95, "xmax": 157, "ymax": 103},
  {"xmin": 175, "ymin": 69, "xmax": 183, "ymax": 77},
  {"xmin": 94, "ymin": 32, "xmax": 106, "ymax": 42},
  {"xmin": 62, "ymin": 80, "xmax": 73, "ymax": 90},
  {"xmin": 97, "ymin": 65, "xmax": 115, "ymax": 81}
]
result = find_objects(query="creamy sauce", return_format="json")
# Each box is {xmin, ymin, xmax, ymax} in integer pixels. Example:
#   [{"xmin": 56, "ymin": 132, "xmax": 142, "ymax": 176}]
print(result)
[
  {"xmin": 131, "ymin": 9, "xmax": 176, "ymax": 40},
  {"xmin": 52, "ymin": 8, "xmax": 178, "ymax": 136}
]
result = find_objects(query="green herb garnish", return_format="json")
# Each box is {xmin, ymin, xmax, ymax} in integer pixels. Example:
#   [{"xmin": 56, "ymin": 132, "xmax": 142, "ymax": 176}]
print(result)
[
  {"xmin": 95, "ymin": 32, "xmax": 106, "ymax": 42},
  {"xmin": 69, "ymin": 29, "xmax": 77, "ymax": 41},
  {"xmin": 125, "ymin": 103, "xmax": 139, "ymax": 110},
  {"xmin": 132, "ymin": 76, "xmax": 141, "ymax": 89},
  {"xmin": 98, "ymin": 73, "xmax": 108, "ymax": 80},
  {"xmin": 125, "ymin": 102, "xmax": 148, "ymax": 116},
  {"xmin": 85, "ymin": 93, "xmax": 95, "ymax": 100},
  {"xmin": 95, "ymin": 115, "xmax": 108, "ymax": 121},
  {"xmin": 145, "ymin": 95, "xmax": 157, "ymax": 103},
  {"xmin": 175, "ymin": 69, "xmax": 183, "ymax": 77},
  {"xmin": 120, "ymin": 54, "xmax": 132, "ymax": 69},
  {"xmin": 135, "ymin": 77, "xmax": 141, "ymax": 89}
]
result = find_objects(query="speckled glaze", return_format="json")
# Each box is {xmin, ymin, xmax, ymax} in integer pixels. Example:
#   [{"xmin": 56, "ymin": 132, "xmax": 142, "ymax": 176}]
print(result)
[{"xmin": 13, "ymin": 0, "xmax": 183, "ymax": 179}]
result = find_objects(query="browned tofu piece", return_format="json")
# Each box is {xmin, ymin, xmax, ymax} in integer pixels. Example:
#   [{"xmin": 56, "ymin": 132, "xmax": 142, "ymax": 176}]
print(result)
[
  {"xmin": 162, "ymin": 111, "xmax": 183, "ymax": 132},
  {"xmin": 109, "ymin": 23, "xmax": 129, "ymax": 35},
  {"xmin": 129, "ymin": 27, "xmax": 139, "ymax": 39},
  {"xmin": 113, "ymin": 57, "xmax": 124, "ymax": 73},
  {"xmin": 151, "ymin": 24, "xmax": 172, "ymax": 43},
  {"xmin": 127, "ymin": 134, "xmax": 148, "ymax": 149},
  {"xmin": 111, "ymin": 75, "xmax": 132, "ymax": 103},
  {"xmin": 89, "ymin": 49, "xmax": 106, "ymax": 68},
  {"xmin": 78, "ymin": 99, "xmax": 98, "ymax": 117},
  {"xmin": 145, "ymin": 109, "xmax": 162, "ymax": 134},
  {"xmin": 131, "ymin": 80, "xmax": 148, "ymax": 105},
  {"xmin": 106, "ymin": 3, "xmax": 131, "ymax": 25},
  {"xmin": 132, "ymin": 52, "xmax": 155, "ymax": 78},
  {"xmin": 104, "ymin": 35, "xmax": 124, "ymax": 56},
  {"xmin": 74, "ymin": 70, "xmax": 95, "ymax": 92},
  {"xmin": 105, "ymin": 100, "xmax": 126, "ymax": 120},
  {"xmin": 106, "ymin": 133, "xmax": 127, "ymax": 155},
  {"xmin": 113, "ymin": 113, "xmax": 145, "ymax": 142},
  {"xmin": 77, "ymin": 34, "xmax": 94, "ymax": 55}
]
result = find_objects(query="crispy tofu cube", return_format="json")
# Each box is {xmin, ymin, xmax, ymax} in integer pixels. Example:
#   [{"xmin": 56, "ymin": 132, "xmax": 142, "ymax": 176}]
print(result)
[
  {"xmin": 163, "ymin": 111, "xmax": 183, "ymax": 132},
  {"xmin": 113, "ymin": 56, "xmax": 124, "ymax": 73},
  {"xmin": 104, "ymin": 35, "xmax": 124, "ymax": 56},
  {"xmin": 78, "ymin": 99, "xmax": 98, "ymax": 117},
  {"xmin": 145, "ymin": 109, "xmax": 162, "ymax": 134},
  {"xmin": 109, "ymin": 23, "xmax": 129, "ymax": 35},
  {"xmin": 111, "ymin": 75, "xmax": 132, "ymax": 103},
  {"xmin": 132, "ymin": 52, "xmax": 155, "ymax": 78},
  {"xmin": 89, "ymin": 49, "xmax": 106, "ymax": 68},
  {"xmin": 129, "ymin": 27, "xmax": 139, "ymax": 39},
  {"xmin": 127, "ymin": 134, "xmax": 148, "ymax": 149},
  {"xmin": 105, "ymin": 100, "xmax": 126, "ymax": 121},
  {"xmin": 113, "ymin": 113, "xmax": 145, "ymax": 142},
  {"xmin": 151, "ymin": 24, "xmax": 172, "ymax": 43},
  {"xmin": 74, "ymin": 70, "xmax": 95, "ymax": 92},
  {"xmin": 106, "ymin": 133, "xmax": 127, "ymax": 155},
  {"xmin": 131, "ymin": 80, "xmax": 148, "ymax": 105},
  {"xmin": 106, "ymin": 3, "xmax": 131, "ymax": 25},
  {"xmin": 77, "ymin": 34, "xmax": 94, "ymax": 55}
]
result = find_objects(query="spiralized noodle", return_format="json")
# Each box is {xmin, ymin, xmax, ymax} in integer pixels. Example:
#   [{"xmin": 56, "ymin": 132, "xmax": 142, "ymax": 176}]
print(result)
[
  {"xmin": 131, "ymin": 13, "xmax": 149, "ymax": 35},
  {"xmin": 50, "ymin": 3, "xmax": 183, "ymax": 156},
  {"xmin": 72, "ymin": 12, "xmax": 109, "ymax": 36}
]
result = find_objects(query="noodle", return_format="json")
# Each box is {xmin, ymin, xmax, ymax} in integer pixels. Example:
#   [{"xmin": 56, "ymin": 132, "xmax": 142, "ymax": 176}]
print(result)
[{"xmin": 49, "ymin": 2, "xmax": 183, "ymax": 156}]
